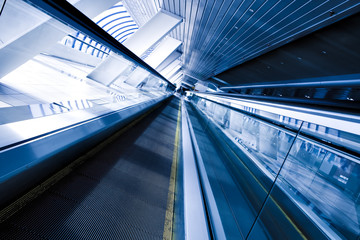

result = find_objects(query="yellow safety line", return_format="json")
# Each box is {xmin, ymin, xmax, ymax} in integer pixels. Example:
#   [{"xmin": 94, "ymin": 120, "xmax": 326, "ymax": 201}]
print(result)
[{"xmin": 163, "ymin": 101, "xmax": 181, "ymax": 240}]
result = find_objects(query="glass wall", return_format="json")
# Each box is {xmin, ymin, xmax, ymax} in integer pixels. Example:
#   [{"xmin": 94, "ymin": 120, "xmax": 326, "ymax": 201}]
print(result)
[
  {"xmin": 0, "ymin": 0, "xmax": 172, "ymax": 124},
  {"xmin": 187, "ymin": 94, "xmax": 360, "ymax": 239}
]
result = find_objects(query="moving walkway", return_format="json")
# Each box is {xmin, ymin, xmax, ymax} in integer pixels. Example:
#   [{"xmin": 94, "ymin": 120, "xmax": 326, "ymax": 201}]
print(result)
[
  {"xmin": 1, "ymin": 93, "xmax": 358, "ymax": 239},
  {"xmin": 0, "ymin": 97, "xmax": 180, "ymax": 239},
  {"xmin": 0, "ymin": 0, "xmax": 359, "ymax": 239}
]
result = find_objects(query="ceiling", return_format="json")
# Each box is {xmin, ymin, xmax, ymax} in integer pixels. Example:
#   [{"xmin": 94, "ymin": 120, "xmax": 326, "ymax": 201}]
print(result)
[
  {"xmin": 121, "ymin": 0, "xmax": 360, "ymax": 88},
  {"xmin": 64, "ymin": 0, "xmax": 360, "ymax": 90},
  {"xmin": 92, "ymin": 2, "xmax": 139, "ymax": 43},
  {"xmin": 216, "ymin": 12, "xmax": 360, "ymax": 86}
]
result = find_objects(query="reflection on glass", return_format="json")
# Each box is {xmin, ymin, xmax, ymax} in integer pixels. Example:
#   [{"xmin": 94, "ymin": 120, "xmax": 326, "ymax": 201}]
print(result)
[
  {"xmin": 191, "ymin": 95, "xmax": 360, "ymax": 240},
  {"xmin": 66, "ymin": 0, "xmax": 139, "ymax": 44},
  {"xmin": 301, "ymin": 121, "xmax": 360, "ymax": 155},
  {"xmin": 249, "ymin": 137, "xmax": 360, "ymax": 239},
  {"xmin": 278, "ymin": 138, "xmax": 359, "ymax": 239},
  {"xmin": 197, "ymin": 95, "xmax": 303, "ymax": 130},
  {"xmin": 61, "ymin": 34, "xmax": 110, "ymax": 59},
  {"xmin": 194, "ymin": 97, "xmax": 297, "ymax": 180},
  {"xmin": 0, "ymin": 99, "xmax": 96, "ymax": 125},
  {"xmin": 0, "ymin": 0, "xmax": 171, "ymax": 125},
  {"xmin": 189, "ymin": 96, "xmax": 298, "ymax": 237}
]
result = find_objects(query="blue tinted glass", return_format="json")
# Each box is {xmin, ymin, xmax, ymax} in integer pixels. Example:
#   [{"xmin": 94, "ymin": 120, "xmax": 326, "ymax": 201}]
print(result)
[
  {"xmin": 248, "ymin": 137, "xmax": 360, "ymax": 239},
  {"xmin": 188, "ymin": 98, "xmax": 298, "ymax": 238}
]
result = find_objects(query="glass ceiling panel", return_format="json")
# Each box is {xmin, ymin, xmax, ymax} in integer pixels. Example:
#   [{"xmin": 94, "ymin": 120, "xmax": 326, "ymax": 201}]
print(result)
[
  {"xmin": 92, "ymin": 1, "xmax": 138, "ymax": 43},
  {"xmin": 63, "ymin": 1, "xmax": 139, "ymax": 57}
]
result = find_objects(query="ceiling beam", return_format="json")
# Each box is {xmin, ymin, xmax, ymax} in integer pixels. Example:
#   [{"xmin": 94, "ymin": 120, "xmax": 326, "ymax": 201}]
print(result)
[
  {"xmin": 0, "ymin": 0, "xmax": 117, "ymax": 79},
  {"xmin": 87, "ymin": 10, "xmax": 182, "ymax": 86},
  {"xmin": 156, "ymin": 51, "xmax": 182, "ymax": 72},
  {"xmin": 123, "ymin": 10, "xmax": 182, "ymax": 57},
  {"xmin": 144, "ymin": 37, "xmax": 182, "ymax": 69},
  {"xmin": 160, "ymin": 59, "xmax": 181, "ymax": 78}
]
